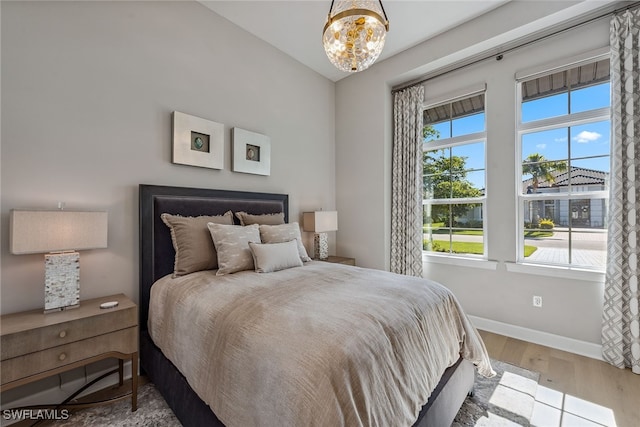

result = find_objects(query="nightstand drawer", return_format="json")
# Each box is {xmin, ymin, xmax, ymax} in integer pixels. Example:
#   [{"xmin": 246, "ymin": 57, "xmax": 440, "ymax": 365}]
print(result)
[
  {"xmin": 1, "ymin": 326, "xmax": 137, "ymax": 385},
  {"xmin": 1, "ymin": 295, "xmax": 136, "ymax": 360}
]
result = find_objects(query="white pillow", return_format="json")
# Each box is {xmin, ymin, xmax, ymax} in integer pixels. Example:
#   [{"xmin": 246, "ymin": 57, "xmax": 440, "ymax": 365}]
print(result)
[
  {"xmin": 248, "ymin": 240, "xmax": 303, "ymax": 273},
  {"xmin": 259, "ymin": 222, "xmax": 311, "ymax": 262},
  {"xmin": 207, "ymin": 223, "xmax": 260, "ymax": 275}
]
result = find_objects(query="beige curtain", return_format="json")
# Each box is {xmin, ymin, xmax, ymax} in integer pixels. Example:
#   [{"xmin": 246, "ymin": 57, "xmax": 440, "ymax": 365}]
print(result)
[
  {"xmin": 391, "ymin": 86, "xmax": 424, "ymax": 276},
  {"xmin": 602, "ymin": 6, "xmax": 640, "ymax": 375}
]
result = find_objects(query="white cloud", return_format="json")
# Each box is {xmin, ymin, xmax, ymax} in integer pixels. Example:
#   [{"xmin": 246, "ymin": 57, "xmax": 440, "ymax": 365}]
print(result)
[
  {"xmin": 536, "ymin": 143, "xmax": 547, "ymax": 149},
  {"xmin": 573, "ymin": 131, "xmax": 602, "ymax": 143},
  {"xmin": 554, "ymin": 137, "xmax": 568, "ymax": 142}
]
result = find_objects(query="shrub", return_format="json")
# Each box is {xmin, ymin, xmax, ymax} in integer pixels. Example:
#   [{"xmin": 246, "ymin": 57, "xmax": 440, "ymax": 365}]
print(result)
[
  {"xmin": 431, "ymin": 241, "xmax": 446, "ymax": 252},
  {"xmin": 539, "ymin": 218, "xmax": 555, "ymax": 229},
  {"xmin": 423, "ymin": 240, "xmax": 447, "ymax": 252},
  {"xmin": 465, "ymin": 219, "xmax": 483, "ymax": 229}
]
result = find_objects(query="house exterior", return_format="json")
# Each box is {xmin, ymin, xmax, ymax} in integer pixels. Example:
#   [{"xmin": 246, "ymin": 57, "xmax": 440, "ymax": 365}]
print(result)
[{"xmin": 522, "ymin": 166, "xmax": 608, "ymax": 228}]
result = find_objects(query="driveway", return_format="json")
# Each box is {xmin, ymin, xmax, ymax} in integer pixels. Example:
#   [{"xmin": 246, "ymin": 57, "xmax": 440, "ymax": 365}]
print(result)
[{"xmin": 525, "ymin": 228, "xmax": 606, "ymax": 267}]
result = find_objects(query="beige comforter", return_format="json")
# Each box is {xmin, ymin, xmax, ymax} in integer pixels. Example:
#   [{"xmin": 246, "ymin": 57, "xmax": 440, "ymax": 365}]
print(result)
[{"xmin": 148, "ymin": 261, "xmax": 493, "ymax": 427}]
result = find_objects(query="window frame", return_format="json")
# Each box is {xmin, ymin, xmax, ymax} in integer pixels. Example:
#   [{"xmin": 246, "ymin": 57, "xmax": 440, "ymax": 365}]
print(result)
[
  {"xmin": 515, "ymin": 52, "xmax": 611, "ymax": 271},
  {"xmin": 422, "ymin": 89, "xmax": 488, "ymax": 260}
]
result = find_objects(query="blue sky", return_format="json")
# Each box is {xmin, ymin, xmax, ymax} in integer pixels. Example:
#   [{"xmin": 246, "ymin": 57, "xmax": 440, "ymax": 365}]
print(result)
[
  {"xmin": 521, "ymin": 82, "xmax": 610, "ymax": 180},
  {"xmin": 425, "ymin": 82, "xmax": 610, "ymax": 190}
]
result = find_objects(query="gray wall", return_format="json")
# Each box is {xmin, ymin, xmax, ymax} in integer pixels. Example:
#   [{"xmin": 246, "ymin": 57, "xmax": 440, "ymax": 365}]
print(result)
[
  {"xmin": 1, "ymin": 1, "xmax": 336, "ymax": 315},
  {"xmin": 335, "ymin": 0, "xmax": 610, "ymax": 347}
]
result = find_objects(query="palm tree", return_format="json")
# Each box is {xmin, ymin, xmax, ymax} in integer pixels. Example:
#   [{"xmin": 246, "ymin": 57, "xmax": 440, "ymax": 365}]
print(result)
[{"xmin": 522, "ymin": 153, "xmax": 567, "ymax": 226}]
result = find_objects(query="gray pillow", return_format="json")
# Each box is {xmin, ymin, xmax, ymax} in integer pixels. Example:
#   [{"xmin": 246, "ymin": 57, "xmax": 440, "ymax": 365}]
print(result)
[
  {"xmin": 207, "ymin": 223, "xmax": 261, "ymax": 275},
  {"xmin": 235, "ymin": 211, "xmax": 285, "ymax": 226},
  {"xmin": 249, "ymin": 240, "xmax": 303, "ymax": 273},
  {"xmin": 161, "ymin": 211, "xmax": 233, "ymax": 277},
  {"xmin": 259, "ymin": 222, "xmax": 311, "ymax": 262}
]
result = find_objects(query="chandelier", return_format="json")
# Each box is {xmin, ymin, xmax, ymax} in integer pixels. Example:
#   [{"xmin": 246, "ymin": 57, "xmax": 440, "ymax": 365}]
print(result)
[{"xmin": 322, "ymin": 0, "xmax": 389, "ymax": 73}]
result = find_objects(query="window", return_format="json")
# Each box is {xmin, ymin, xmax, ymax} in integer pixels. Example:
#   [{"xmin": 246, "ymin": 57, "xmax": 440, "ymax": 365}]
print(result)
[
  {"xmin": 422, "ymin": 91, "xmax": 487, "ymax": 257},
  {"xmin": 517, "ymin": 57, "xmax": 610, "ymax": 270}
]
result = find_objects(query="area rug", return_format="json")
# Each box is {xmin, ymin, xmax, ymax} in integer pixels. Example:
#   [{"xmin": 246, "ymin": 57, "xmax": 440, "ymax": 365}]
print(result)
[
  {"xmin": 60, "ymin": 359, "xmax": 539, "ymax": 426},
  {"xmin": 54, "ymin": 383, "xmax": 181, "ymax": 427}
]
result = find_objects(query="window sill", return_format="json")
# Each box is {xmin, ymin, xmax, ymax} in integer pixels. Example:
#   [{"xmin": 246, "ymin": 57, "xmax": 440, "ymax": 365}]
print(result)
[
  {"xmin": 505, "ymin": 262, "xmax": 605, "ymax": 282},
  {"xmin": 422, "ymin": 253, "xmax": 498, "ymax": 270}
]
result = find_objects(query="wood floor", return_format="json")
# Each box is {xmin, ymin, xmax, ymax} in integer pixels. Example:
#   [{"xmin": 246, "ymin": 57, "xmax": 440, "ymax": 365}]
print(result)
[{"xmin": 480, "ymin": 330, "xmax": 640, "ymax": 427}]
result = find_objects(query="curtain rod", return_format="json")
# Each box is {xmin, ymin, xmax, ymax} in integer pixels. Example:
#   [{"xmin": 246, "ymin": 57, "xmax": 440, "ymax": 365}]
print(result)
[{"xmin": 391, "ymin": 1, "xmax": 640, "ymax": 94}]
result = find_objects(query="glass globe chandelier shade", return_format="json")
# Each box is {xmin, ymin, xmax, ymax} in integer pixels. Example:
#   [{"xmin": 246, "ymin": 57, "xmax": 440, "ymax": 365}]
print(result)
[{"xmin": 322, "ymin": 0, "xmax": 389, "ymax": 73}]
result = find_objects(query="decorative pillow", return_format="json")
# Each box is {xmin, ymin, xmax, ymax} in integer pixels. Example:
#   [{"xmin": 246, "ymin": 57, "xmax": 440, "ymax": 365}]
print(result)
[
  {"xmin": 235, "ymin": 211, "xmax": 285, "ymax": 226},
  {"xmin": 248, "ymin": 240, "xmax": 303, "ymax": 273},
  {"xmin": 259, "ymin": 222, "xmax": 311, "ymax": 262},
  {"xmin": 207, "ymin": 223, "xmax": 261, "ymax": 275},
  {"xmin": 161, "ymin": 211, "xmax": 233, "ymax": 277}
]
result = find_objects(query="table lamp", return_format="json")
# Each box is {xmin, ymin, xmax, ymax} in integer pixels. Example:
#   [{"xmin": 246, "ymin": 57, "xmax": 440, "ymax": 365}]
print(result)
[
  {"xmin": 10, "ymin": 209, "xmax": 108, "ymax": 313},
  {"xmin": 303, "ymin": 211, "xmax": 338, "ymax": 260}
]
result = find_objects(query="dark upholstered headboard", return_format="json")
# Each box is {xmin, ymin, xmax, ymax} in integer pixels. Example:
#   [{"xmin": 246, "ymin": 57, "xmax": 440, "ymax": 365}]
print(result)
[{"xmin": 139, "ymin": 184, "xmax": 288, "ymax": 331}]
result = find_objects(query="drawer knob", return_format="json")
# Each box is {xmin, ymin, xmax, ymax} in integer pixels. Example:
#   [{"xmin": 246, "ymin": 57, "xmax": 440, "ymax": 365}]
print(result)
[
  {"xmin": 58, "ymin": 353, "xmax": 67, "ymax": 361},
  {"xmin": 58, "ymin": 330, "xmax": 67, "ymax": 338}
]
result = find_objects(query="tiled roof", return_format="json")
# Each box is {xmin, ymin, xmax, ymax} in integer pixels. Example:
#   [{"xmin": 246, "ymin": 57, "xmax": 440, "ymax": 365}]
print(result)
[{"xmin": 523, "ymin": 166, "xmax": 608, "ymax": 192}]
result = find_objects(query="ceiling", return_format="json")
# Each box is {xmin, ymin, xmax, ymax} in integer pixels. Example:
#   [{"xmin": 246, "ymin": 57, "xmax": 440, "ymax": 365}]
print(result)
[{"xmin": 200, "ymin": 1, "xmax": 511, "ymax": 82}]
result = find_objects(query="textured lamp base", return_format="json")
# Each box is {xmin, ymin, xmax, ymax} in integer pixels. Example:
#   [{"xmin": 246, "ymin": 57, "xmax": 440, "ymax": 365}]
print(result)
[
  {"xmin": 44, "ymin": 252, "xmax": 80, "ymax": 313},
  {"xmin": 314, "ymin": 232, "xmax": 329, "ymax": 260}
]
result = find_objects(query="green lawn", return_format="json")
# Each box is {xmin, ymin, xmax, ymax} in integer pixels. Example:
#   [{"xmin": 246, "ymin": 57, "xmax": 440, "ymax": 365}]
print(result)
[
  {"xmin": 425, "ymin": 228, "xmax": 484, "ymax": 236},
  {"xmin": 424, "ymin": 240, "xmax": 538, "ymax": 257},
  {"xmin": 448, "ymin": 230, "xmax": 483, "ymax": 236},
  {"xmin": 424, "ymin": 227, "xmax": 553, "ymax": 238}
]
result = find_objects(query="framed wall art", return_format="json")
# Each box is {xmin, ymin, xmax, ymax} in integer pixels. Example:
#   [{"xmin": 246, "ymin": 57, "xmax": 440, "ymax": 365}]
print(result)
[
  {"xmin": 231, "ymin": 127, "xmax": 271, "ymax": 176},
  {"xmin": 172, "ymin": 111, "xmax": 224, "ymax": 170}
]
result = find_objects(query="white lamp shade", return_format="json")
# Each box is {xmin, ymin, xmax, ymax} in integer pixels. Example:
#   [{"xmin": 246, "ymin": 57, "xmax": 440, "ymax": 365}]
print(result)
[
  {"xmin": 10, "ymin": 210, "xmax": 108, "ymax": 254},
  {"xmin": 303, "ymin": 211, "xmax": 338, "ymax": 233}
]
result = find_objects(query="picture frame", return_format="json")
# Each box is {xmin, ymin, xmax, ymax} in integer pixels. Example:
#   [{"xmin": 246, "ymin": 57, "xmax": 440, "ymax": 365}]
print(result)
[
  {"xmin": 231, "ymin": 127, "xmax": 271, "ymax": 176},
  {"xmin": 172, "ymin": 111, "xmax": 224, "ymax": 170}
]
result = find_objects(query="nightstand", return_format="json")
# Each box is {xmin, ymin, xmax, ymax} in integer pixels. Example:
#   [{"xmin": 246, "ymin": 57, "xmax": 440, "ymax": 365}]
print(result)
[
  {"xmin": 0, "ymin": 293, "xmax": 138, "ymax": 411},
  {"xmin": 321, "ymin": 256, "xmax": 356, "ymax": 266}
]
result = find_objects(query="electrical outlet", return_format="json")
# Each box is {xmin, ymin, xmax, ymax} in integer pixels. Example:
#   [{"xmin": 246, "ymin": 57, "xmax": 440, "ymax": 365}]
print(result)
[{"xmin": 533, "ymin": 295, "xmax": 543, "ymax": 307}]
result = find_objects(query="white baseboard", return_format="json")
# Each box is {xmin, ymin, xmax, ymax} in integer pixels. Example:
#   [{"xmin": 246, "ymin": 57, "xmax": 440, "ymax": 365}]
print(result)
[
  {"xmin": 0, "ymin": 361, "xmax": 133, "ymax": 426},
  {"xmin": 469, "ymin": 315, "xmax": 603, "ymax": 361}
]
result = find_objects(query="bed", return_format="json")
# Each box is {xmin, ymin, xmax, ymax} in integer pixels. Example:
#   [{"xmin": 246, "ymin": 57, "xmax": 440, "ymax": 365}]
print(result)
[{"xmin": 139, "ymin": 184, "xmax": 493, "ymax": 427}]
